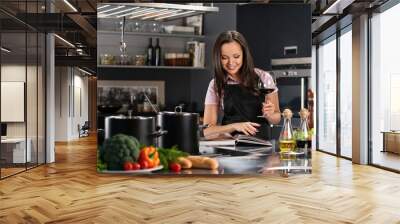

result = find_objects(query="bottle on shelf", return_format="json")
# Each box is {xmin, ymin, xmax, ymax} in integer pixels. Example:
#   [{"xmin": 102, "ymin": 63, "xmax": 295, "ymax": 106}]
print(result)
[
  {"xmin": 154, "ymin": 38, "xmax": 161, "ymax": 66},
  {"xmin": 146, "ymin": 38, "xmax": 154, "ymax": 66},
  {"xmin": 279, "ymin": 108, "xmax": 296, "ymax": 154}
]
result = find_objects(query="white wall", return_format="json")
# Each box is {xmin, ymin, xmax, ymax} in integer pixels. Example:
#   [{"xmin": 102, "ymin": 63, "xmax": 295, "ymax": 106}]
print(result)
[
  {"xmin": 55, "ymin": 66, "xmax": 69, "ymax": 141},
  {"xmin": 55, "ymin": 67, "xmax": 89, "ymax": 141},
  {"xmin": 1, "ymin": 65, "xmax": 28, "ymax": 137}
]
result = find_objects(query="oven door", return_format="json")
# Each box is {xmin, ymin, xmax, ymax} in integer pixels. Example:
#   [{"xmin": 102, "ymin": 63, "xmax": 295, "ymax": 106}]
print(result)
[
  {"xmin": 270, "ymin": 77, "xmax": 308, "ymax": 140},
  {"xmin": 276, "ymin": 77, "xmax": 307, "ymax": 113}
]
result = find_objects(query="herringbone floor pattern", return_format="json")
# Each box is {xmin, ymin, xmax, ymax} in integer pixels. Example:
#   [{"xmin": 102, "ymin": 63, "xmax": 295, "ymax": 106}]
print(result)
[{"xmin": 1, "ymin": 135, "xmax": 400, "ymax": 223}]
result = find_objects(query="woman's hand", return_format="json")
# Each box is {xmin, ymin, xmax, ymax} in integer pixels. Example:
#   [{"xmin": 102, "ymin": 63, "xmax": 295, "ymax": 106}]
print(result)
[
  {"xmin": 262, "ymin": 101, "xmax": 275, "ymax": 118},
  {"xmin": 230, "ymin": 122, "xmax": 260, "ymax": 136}
]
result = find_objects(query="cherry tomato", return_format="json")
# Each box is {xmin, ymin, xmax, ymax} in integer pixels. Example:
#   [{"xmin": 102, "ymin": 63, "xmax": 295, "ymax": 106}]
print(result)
[
  {"xmin": 169, "ymin": 163, "xmax": 181, "ymax": 172},
  {"xmin": 123, "ymin": 162, "xmax": 133, "ymax": 171},
  {"xmin": 140, "ymin": 160, "xmax": 149, "ymax": 169},
  {"xmin": 131, "ymin": 162, "xmax": 141, "ymax": 170}
]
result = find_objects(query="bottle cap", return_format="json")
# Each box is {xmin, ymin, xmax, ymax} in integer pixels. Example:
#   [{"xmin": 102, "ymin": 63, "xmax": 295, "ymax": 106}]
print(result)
[
  {"xmin": 282, "ymin": 108, "xmax": 293, "ymax": 119},
  {"xmin": 299, "ymin": 108, "xmax": 310, "ymax": 119}
]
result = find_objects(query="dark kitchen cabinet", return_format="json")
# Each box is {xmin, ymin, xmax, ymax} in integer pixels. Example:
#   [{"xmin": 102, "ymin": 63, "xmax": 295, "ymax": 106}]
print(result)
[{"xmin": 237, "ymin": 4, "xmax": 312, "ymax": 70}]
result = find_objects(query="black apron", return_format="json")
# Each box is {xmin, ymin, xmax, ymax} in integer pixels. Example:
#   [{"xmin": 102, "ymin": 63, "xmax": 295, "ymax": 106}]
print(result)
[{"xmin": 221, "ymin": 84, "xmax": 271, "ymax": 140}]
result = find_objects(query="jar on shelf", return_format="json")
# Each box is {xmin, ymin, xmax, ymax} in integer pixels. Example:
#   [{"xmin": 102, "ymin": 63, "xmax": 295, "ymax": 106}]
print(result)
[
  {"xmin": 149, "ymin": 21, "xmax": 161, "ymax": 33},
  {"xmin": 119, "ymin": 54, "xmax": 131, "ymax": 65},
  {"xmin": 165, "ymin": 53, "xmax": 177, "ymax": 66},
  {"xmin": 183, "ymin": 53, "xmax": 190, "ymax": 66},
  {"xmin": 134, "ymin": 55, "xmax": 146, "ymax": 66},
  {"xmin": 100, "ymin": 54, "xmax": 115, "ymax": 65},
  {"xmin": 131, "ymin": 20, "xmax": 143, "ymax": 32},
  {"xmin": 176, "ymin": 53, "xmax": 184, "ymax": 66}
]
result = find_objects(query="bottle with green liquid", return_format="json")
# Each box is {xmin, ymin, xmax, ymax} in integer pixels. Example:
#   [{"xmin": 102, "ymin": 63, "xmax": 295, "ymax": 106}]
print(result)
[{"xmin": 297, "ymin": 108, "xmax": 312, "ymax": 149}]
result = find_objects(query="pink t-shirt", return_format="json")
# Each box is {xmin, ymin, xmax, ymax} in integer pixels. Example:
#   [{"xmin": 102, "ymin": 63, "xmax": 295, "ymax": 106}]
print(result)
[{"xmin": 204, "ymin": 68, "xmax": 278, "ymax": 109}]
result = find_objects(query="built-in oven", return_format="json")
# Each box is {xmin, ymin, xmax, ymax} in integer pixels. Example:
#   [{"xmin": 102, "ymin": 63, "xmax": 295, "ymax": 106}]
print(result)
[
  {"xmin": 269, "ymin": 57, "xmax": 311, "ymax": 139},
  {"xmin": 271, "ymin": 57, "xmax": 311, "ymax": 113}
]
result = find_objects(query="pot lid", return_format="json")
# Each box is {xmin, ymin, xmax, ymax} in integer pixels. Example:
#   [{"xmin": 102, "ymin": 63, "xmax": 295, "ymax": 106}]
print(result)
[
  {"xmin": 159, "ymin": 111, "xmax": 199, "ymax": 117},
  {"xmin": 106, "ymin": 115, "xmax": 154, "ymax": 120}
]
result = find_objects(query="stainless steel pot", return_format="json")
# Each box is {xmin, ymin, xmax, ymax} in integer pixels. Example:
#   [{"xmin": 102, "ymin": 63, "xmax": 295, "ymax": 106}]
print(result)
[
  {"xmin": 157, "ymin": 106, "xmax": 200, "ymax": 154},
  {"xmin": 105, "ymin": 115, "xmax": 166, "ymax": 146}
]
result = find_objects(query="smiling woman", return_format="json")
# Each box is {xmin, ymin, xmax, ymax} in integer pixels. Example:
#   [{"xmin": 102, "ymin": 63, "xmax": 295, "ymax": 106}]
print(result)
[{"xmin": 203, "ymin": 30, "xmax": 281, "ymax": 140}]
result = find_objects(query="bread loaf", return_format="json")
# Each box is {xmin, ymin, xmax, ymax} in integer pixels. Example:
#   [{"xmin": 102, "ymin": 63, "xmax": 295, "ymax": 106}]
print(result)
[
  {"xmin": 177, "ymin": 157, "xmax": 192, "ymax": 169},
  {"xmin": 187, "ymin": 156, "xmax": 219, "ymax": 170}
]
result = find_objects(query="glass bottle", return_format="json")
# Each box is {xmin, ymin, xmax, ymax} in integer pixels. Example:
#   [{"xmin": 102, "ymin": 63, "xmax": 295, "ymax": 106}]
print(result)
[
  {"xmin": 297, "ymin": 108, "xmax": 312, "ymax": 150},
  {"xmin": 154, "ymin": 38, "xmax": 161, "ymax": 66},
  {"xmin": 146, "ymin": 38, "xmax": 154, "ymax": 66},
  {"xmin": 279, "ymin": 108, "xmax": 296, "ymax": 153}
]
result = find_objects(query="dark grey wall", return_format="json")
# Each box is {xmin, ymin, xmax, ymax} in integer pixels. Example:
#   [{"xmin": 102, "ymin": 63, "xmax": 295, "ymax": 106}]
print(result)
[
  {"xmin": 237, "ymin": 4, "xmax": 312, "ymax": 70},
  {"xmin": 190, "ymin": 3, "xmax": 237, "ymax": 114}
]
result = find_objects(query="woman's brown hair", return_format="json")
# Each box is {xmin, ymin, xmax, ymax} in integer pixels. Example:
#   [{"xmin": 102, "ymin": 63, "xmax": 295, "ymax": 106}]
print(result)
[{"xmin": 212, "ymin": 30, "xmax": 259, "ymax": 103}]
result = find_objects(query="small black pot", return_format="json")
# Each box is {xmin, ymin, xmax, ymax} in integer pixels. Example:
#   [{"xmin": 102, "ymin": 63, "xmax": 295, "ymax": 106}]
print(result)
[
  {"xmin": 157, "ymin": 107, "xmax": 200, "ymax": 154},
  {"xmin": 105, "ymin": 116, "xmax": 166, "ymax": 146}
]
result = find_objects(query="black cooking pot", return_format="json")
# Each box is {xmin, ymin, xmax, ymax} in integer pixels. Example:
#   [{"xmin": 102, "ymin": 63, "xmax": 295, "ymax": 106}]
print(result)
[
  {"xmin": 157, "ymin": 106, "xmax": 200, "ymax": 154},
  {"xmin": 105, "ymin": 115, "xmax": 166, "ymax": 146}
]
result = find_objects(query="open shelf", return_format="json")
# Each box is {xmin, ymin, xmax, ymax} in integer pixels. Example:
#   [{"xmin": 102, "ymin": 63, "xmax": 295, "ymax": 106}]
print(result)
[
  {"xmin": 98, "ymin": 30, "xmax": 205, "ymax": 39},
  {"xmin": 98, "ymin": 64, "xmax": 206, "ymax": 70}
]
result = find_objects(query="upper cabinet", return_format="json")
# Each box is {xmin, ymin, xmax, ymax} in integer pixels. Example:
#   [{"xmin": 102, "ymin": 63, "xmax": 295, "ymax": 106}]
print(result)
[
  {"xmin": 97, "ymin": 3, "xmax": 219, "ymax": 70},
  {"xmin": 237, "ymin": 4, "xmax": 312, "ymax": 70}
]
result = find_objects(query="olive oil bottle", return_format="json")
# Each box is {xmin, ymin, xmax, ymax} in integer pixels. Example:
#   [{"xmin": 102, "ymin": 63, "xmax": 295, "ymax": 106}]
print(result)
[{"xmin": 279, "ymin": 109, "xmax": 296, "ymax": 153}]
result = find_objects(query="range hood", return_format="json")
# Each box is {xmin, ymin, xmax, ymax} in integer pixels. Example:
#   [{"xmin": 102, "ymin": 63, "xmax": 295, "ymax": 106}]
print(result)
[{"xmin": 97, "ymin": 3, "xmax": 219, "ymax": 21}]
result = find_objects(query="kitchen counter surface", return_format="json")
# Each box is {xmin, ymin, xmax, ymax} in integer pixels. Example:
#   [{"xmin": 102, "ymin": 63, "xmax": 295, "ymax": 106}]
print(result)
[{"xmin": 153, "ymin": 140, "xmax": 312, "ymax": 176}]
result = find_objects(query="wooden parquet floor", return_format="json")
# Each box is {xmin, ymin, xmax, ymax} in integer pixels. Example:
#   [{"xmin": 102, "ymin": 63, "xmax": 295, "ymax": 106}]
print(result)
[{"xmin": 1, "ymin": 135, "xmax": 400, "ymax": 224}]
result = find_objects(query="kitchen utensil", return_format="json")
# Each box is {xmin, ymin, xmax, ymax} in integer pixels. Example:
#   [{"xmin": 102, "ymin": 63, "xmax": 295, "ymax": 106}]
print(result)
[
  {"xmin": 157, "ymin": 106, "xmax": 200, "ymax": 154},
  {"xmin": 119, "ymin": 17, "xmax": 130, "ymax": 65},
  {"xmin": 105, "ymin": 115, "xmax": 166, "ymax": 147}
]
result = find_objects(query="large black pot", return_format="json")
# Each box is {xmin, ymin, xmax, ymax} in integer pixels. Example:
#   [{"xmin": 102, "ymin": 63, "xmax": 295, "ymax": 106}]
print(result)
[
  {"xmin": 105, "ymin": 115, "xmax": 166, "ymax": 146},
  {"xmin": 157, "ymin": 107, "xmax": 200, "ymax": 154}
]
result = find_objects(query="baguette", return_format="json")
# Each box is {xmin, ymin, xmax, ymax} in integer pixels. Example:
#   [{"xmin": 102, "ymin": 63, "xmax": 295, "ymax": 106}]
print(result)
[
  {"xmin": 187, "ymin": 156, "xmax": 219, "ymax": 170},
  {"xmin": 177, "ymin": 157, "xmax": 192, "ymax": 169}
]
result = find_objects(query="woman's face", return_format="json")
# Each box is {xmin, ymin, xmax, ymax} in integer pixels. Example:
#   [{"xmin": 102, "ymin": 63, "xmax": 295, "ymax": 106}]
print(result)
[{"xmin": 220, "ymin": 41, "xmax": 243, "ymax": 77}]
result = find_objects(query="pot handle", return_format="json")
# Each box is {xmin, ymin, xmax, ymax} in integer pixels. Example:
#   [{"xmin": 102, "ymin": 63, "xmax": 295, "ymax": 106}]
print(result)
[
  {"xmin": 198, "ymin": 124, "xmax": 209, "ymax": 138},
  {"xmin": 149, "ymin": 130, "xmax": 168, "ymax": 138}
]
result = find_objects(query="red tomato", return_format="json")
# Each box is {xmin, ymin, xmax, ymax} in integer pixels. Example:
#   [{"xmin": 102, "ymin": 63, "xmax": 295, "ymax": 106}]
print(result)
[
  {"xmin": 131, "ymin": 162, "xmax": 141, "ymax": 170},
  {"xmin": 169, "ymin": 163, "xmax": 181, "ymax": 172},
  {"xmin": 123, "ymin": 162, "xmax": 133, "ymax": 171},
  {"xmin": 140, "ymin": 160, "xmax": 149, "ymax": 169}
]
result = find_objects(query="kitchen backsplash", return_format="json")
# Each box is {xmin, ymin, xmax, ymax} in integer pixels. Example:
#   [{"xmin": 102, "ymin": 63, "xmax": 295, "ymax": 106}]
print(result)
[{"xmin": 97, "ymin": 80, "xmax": 165, "ymax": 114}]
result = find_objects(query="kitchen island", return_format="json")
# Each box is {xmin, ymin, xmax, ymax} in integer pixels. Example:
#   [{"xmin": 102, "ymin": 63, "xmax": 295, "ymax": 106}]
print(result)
[{"xmin": 152, "ymin": 140, "xmax": 312, "ymax": 176}]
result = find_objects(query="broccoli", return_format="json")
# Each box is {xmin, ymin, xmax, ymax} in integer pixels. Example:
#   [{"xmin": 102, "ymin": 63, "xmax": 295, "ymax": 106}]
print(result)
[{"xmin": 99, "ymin": 134, "xmax": 141, "ymax": 170}]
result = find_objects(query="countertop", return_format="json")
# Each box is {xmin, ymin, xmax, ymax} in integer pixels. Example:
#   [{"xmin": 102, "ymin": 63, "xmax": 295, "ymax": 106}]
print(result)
[{"xmin": 153, "ymin": 140, "xmax": 312, "ymax": 176}]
